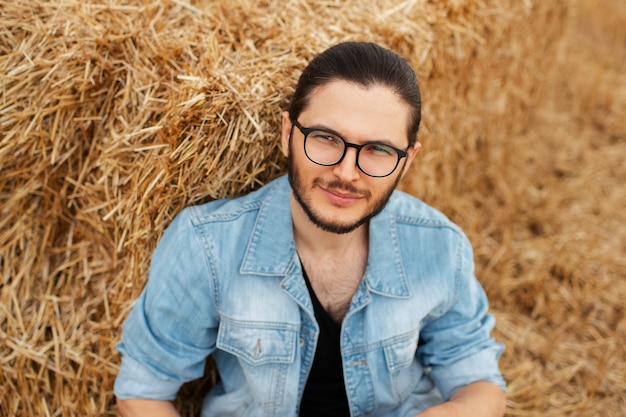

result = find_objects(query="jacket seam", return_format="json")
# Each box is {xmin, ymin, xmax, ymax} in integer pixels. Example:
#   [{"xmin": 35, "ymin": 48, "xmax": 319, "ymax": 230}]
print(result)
[
  {"xmin": 191, "ymin": 199, "xmax": 264, "ymax": 225},
  {"xmin": 188, "ymin": 210, "xmax": 222, "ymax": 311}
]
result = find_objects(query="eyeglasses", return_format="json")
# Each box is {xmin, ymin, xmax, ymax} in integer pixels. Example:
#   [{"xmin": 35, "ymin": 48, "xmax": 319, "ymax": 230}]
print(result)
[{"xmin": 292, "ymin": 120, "xmax": 409, "ymax": 178}]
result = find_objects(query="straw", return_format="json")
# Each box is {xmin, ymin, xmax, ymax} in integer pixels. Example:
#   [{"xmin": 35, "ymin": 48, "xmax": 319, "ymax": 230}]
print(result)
[{"xmin": 1, "ymin": 0, "xmax": 625, "ymax": 415}]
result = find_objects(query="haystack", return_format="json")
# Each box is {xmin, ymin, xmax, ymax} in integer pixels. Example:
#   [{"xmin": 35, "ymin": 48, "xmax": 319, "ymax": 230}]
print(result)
[{"xmin": 1, "ymin": 0, "xmax": 624, "ymax": 416}]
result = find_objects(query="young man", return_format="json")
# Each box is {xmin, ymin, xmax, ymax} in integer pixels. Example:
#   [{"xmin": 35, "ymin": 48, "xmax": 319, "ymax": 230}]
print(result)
[{"xmin": 115, "ymin": 42, "xmax": 506, "ymax": 417}]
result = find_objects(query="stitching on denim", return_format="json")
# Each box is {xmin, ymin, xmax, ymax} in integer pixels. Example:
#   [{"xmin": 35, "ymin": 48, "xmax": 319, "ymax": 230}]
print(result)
[
  {"xmin": 192, "ymin": 199, "xmax": 263, "ymax": 225},
  {"xmin": 186, "ymin": 209, "xmax": 221, "ymax": 311},
  {"xmin": 451, "ymin": 233, "xmax": 464, "ymax": 313}
]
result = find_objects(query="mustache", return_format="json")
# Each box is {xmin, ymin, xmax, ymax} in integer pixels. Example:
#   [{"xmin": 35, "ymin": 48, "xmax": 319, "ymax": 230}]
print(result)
[{"xmin": 312, "ymin": 178, "xmax": 371, "ymax": 199}]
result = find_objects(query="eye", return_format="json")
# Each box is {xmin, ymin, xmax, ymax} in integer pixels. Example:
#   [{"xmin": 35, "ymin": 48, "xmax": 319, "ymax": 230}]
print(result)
[
  {"xmin": 365, "ymin": 144, "xmax": 395, "ymax": 157},
  {"xmin": 310, "ymin": 130, "xmax": 343, "ymax": 146}
]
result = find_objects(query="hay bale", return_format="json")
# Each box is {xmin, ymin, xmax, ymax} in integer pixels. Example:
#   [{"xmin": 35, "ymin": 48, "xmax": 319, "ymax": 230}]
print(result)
[{"xmin": 1, "ymin": 0, "xmax": 624, "ymax": 415}]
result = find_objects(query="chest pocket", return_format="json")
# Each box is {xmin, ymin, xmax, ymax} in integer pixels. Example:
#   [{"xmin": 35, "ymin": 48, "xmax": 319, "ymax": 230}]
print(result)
[
  {"xmin": 383, "ymin": 330, "xmax": 421, "ymax": 402},
  {"xmin": 217, "ymin": 318, "xmax": 298, "ymax": 409}
]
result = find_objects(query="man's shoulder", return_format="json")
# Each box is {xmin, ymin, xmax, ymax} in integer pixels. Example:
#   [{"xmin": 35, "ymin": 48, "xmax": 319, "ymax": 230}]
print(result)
[
  {"xmin": 184, "ymin": 175, "xmax": 288, "ymax": 226},
  {"xmin": 387, "ymin": 190, "xmax": 460, "ymax": 231}
]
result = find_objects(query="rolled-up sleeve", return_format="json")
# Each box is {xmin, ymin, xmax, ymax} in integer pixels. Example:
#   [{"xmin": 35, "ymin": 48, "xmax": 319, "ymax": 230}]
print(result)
[
  {"xmin": 114, "ymin": 208, "xmax": 219, "ymax": 400},
  {"xmin": 417, "ymin": 232, "xmax": 506, "ymax": 400}
]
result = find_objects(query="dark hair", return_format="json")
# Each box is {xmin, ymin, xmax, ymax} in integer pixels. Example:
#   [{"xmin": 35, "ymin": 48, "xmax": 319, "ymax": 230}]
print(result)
[{"xmin": 288, "ymin": 42, "xmax": 422, "ymax": 146}]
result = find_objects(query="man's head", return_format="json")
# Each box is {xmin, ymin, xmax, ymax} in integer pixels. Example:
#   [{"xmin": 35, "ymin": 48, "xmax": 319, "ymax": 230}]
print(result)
[
  {"xmin": 282, "ymin": 42, "xmax": 422, "ymax": 234},
  {"xmin": 288, "ymin": 42, "xmax": 421, "ymax": 147}
]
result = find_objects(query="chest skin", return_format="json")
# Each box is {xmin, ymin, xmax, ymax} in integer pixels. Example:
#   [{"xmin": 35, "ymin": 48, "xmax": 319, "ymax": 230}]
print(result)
[{"xmin": 298, "ymin": 244, "xmax": 368, "ymax": 323}]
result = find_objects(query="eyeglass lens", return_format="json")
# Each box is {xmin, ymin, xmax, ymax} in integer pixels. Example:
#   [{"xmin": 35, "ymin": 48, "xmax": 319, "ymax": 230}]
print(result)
[{"xmin": 304, "ymin": 129, "xmax": 400, "ymax": 177}]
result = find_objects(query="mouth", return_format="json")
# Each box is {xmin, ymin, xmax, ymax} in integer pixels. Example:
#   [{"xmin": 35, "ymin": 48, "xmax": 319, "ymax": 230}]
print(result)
[{"xmin": 318, "ymin": 184, "xmax": 367, "ymax": 206}]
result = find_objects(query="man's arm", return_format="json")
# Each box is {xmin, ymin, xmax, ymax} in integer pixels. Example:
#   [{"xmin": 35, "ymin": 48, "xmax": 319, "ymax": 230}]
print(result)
[
  {"xmin": 117, "ymin": 398, "xmax": 181, "ymax": 417},
  {"xmin": 114, "ymin": 209, "xmax": 220, "ymax": 409},
  {"xmin": 416, "ymin": 381, "xmax": 506, "ymax": 417}
]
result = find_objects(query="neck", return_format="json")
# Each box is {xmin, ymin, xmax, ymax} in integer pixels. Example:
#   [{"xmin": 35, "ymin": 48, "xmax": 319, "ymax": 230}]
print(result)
[{"xmin": 290, "ymin": 194, "xmax": 368, "ymax": 256}]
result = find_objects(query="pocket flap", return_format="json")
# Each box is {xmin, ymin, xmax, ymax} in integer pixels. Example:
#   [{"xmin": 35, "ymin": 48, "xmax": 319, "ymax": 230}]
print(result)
[
  {"xmin": 383, "ymin": 331, "xmax": 419, "ymax": 372},
  {"xmin": 217, "ymin": 319, "xmax": 297, "ymax": 365}
]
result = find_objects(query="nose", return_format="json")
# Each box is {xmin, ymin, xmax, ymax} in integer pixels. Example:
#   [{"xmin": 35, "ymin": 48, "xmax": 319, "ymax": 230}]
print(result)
[{"xmin": 332, "ymin": 147, "xmax": 361, "ymax": 182}]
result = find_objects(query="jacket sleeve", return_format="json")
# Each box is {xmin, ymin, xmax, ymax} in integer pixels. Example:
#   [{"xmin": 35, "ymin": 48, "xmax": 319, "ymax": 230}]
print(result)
[
  {"xmin": 114, "ymin": 208, "xmax": 220, "ymax": 400},
  {"xmin": 416, "ymin": 232, "xmax": 506, "ymax": 400}
]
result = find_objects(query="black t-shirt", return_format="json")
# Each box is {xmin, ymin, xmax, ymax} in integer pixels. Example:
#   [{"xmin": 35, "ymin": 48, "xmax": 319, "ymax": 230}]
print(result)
[{"xmin": 299, "ymin": 267, "xmax": 351, "ymax": 417}]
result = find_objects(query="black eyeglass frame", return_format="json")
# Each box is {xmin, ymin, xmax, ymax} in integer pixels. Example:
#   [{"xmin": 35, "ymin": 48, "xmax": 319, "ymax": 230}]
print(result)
[{"xmin": 291, "ymin": 120, "xmax": 409, "ymax": 178}]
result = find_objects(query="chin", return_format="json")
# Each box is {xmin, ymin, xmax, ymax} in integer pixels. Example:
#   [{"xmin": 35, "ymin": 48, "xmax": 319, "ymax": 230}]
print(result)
[{"xmin": 306, "ymin": 205, "xmax": 372, "ymax": 234}]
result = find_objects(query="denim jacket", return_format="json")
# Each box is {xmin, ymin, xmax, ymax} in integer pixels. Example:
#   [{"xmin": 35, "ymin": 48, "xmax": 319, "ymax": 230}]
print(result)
[{"xmin": 115, "ymin": 175, "xmax": 505, "ymax": 416}]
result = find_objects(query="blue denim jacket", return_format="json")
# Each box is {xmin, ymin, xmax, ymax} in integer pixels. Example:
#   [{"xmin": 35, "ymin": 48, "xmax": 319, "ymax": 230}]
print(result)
[{"xmin": 115, "ymin": 175, "xmax": 505, "ymax": 416}]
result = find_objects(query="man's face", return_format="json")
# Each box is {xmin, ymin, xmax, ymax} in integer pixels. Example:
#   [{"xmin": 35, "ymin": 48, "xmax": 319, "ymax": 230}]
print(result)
[{"xmin": 281, "ymin": 80, "xmax": 421, "ymax": 234}]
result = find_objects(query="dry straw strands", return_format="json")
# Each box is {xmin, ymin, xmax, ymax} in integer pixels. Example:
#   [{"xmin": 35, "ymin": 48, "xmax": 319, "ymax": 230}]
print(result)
[{"xmin": 1, "ymin": 0, "xmax": 625, "ymax": 416}]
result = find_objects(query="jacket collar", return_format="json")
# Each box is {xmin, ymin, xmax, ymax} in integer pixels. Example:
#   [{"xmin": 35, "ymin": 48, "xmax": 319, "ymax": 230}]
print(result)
[{"xmin": 240, "ymin": 176, "xmax": 410, "ymax": 298}]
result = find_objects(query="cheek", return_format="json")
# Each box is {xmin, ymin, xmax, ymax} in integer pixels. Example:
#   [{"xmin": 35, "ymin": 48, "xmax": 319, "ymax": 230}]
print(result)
[{"xmin": 371, "ymin": 177, "xmax": 399, "ymax": 198}]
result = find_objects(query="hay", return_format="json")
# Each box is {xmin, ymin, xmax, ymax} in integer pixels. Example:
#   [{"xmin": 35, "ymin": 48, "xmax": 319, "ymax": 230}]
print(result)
[{"xmin": 1, "ymin": 0, "xmax": 624, "ymax": 416}]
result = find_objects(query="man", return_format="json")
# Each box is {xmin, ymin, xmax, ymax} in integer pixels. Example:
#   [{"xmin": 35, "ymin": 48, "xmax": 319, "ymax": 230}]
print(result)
[{"xmin": 115, "ymin": 42, "xmax": 506, "ymax": 417}]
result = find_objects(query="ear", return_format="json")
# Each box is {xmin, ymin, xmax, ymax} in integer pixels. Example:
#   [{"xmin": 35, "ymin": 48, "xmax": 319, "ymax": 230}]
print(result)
[
  {"xmin": 280, "ymin": 111, "xmax": 292, "ymax": 157},
  {"xmin": 400, "ymin": 141, "xmax": 422, "ymax": 178}
]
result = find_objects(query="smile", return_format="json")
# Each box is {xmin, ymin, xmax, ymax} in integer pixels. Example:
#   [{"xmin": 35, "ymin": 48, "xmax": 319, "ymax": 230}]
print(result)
[{"xmin": 319, "ymin": 186, "xmax": 364, "ymax": 206}]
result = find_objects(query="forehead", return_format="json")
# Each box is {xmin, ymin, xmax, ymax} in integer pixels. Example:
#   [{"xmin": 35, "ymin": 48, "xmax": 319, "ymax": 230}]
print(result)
[{"xmin": 301, "ymin": 80, "xmax": 410, "ymax": 146}]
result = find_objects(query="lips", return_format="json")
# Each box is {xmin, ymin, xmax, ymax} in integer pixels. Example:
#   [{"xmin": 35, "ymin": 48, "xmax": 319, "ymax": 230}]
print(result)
[
  {"xmin": 319, "ymin": 185, "xmax": 364, "ymax": 206},
  {"xmin": 311, "ymin": 177, "xmax": 371, "ymax": 206}
]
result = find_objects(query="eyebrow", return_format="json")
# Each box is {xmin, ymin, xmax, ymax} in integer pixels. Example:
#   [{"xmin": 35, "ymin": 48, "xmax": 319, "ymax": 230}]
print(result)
[{"xmin": 306, "ymin": 122, "xmax": 401, "ymax": 148}]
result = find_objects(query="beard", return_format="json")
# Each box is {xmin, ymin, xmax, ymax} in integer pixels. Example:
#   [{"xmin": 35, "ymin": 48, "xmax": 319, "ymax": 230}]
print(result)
[{"xmin": 287, "ymin": 142, "xmax": 402, "ymax": 234}]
